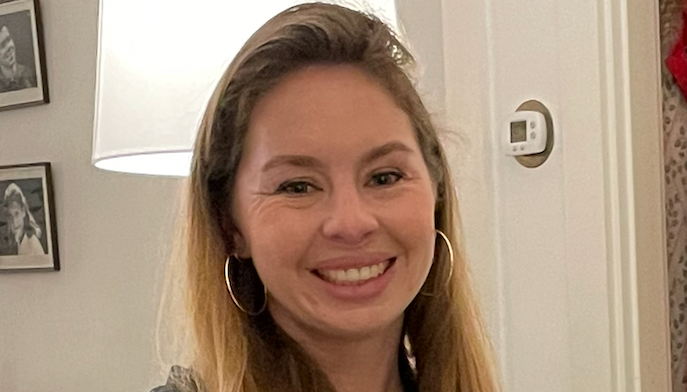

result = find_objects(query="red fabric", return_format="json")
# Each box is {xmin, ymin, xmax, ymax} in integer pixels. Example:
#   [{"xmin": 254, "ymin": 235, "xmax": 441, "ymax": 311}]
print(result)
[{"xmin": 667, "ymin": 12, "xmax": 687, "ymax": 98}]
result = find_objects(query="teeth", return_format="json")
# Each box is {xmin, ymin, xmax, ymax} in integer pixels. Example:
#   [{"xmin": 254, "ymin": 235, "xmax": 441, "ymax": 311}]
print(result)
[
  {"xmin": 370, "ymin": 264, "xmax": 379, "ymax": 277},
  {"xmin": 320, "ymin": 261, "xmax": 389, "ymax": 285},
  {"xmin": 359, "ymin": 266, "xmax": 371, "ymax": 280},
  {"xmin": 336, "ymin": 270, "xmax": 347, "ymax": 281}
]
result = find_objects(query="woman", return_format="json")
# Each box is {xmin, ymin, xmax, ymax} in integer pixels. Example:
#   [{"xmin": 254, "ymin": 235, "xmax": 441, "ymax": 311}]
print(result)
[
  {"xmin": 3, "ymin": 183, "xmax": 45, "ymax": 255},
  {"xmin": 154, "ymin": 3, "xmax": 499, "ymax": 392}
]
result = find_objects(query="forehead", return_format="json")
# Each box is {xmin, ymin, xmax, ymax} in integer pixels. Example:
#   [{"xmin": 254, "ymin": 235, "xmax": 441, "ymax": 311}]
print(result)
[
  {"xmin": 0, "ymin": 26, "xmax": 9, "ymax": 42},
  {"xmin": 246, "ymin": 64, "xmax": 416, "ymax": 158}
]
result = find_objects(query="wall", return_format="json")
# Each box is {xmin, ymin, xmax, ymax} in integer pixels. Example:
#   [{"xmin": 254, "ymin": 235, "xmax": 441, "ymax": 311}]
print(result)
[
  {"xmin": 395, "ymin": 0, "xmax": 445, "ymax": 116},
  {"xmin": 0, "ymin": 0, "xmax": 181, "ymax": 390}
]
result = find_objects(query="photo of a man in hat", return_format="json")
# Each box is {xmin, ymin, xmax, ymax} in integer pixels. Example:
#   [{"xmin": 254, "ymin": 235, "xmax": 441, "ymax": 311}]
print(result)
[{"xmin": 0, "ymin": 23, "xmax": 36, "ymax": 93}]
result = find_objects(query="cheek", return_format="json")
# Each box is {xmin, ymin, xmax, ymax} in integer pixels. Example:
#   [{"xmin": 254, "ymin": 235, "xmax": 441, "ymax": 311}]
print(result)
[
  {"xmin": 9, "ymin": 211, "xmax": 23, "ymax": 226},
  {"xmin": 380, "ymin": 187, "xmax": 437, "ymax": 285},
  {"xmin": 388, "ymin": 180, "xmax": 436, "ymax": 231},
  {"xmin": 241, "ymin": 203, "xmax": 320, "ymax": 286}
]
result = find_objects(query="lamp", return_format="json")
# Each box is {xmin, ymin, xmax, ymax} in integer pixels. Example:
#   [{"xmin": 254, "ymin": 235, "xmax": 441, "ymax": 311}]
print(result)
[{"xmin": 92, "ymin": 0, "xmax": 398, "ymax": 176}]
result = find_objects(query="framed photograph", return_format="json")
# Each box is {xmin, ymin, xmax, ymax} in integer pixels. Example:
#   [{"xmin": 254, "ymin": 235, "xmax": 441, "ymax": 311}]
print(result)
[
  {"xmin": 0, "ymin": 0, "xmax": 48, "ymax": 111},
  {"xmin": 0, "ymin": 162, "xmax": 59, "ymax": 271}
]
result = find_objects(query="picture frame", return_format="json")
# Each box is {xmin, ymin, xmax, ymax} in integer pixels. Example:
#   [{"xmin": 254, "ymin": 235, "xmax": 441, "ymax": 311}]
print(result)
[
  {"xmin": 0, "ymin": 0, "xmax": 48, "ymax": 111},
  {"xmin": 0, "ymin": 162, "xmax": 59, "ymax": 271}
]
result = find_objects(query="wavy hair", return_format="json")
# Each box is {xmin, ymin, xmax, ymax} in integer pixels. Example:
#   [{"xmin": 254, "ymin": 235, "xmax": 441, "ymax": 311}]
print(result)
[
  {"xmin": 3, "ymin": 183, "xmax": 41, "ymax": 242},
  {"xmin": 160, "ymin": 3, "xmax": 499, "ymax": 392}
]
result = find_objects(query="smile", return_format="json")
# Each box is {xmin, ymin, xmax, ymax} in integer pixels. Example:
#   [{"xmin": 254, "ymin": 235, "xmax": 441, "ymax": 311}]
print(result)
[{"xmin": 314, "ymin": 258, "xmax": 396, "ymax": 286}]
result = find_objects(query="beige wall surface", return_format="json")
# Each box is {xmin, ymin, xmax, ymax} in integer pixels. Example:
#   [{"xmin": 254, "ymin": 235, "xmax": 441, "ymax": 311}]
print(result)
[{"xmin": 0, "ymin": 1, "xmax": 181, "ymax": 390}]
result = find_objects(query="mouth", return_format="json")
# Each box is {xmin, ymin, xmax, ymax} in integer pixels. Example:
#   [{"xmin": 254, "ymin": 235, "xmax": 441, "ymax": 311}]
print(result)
[{"xmin": 312, "ymin": 257, "xmax": 396, "ymax": 286}]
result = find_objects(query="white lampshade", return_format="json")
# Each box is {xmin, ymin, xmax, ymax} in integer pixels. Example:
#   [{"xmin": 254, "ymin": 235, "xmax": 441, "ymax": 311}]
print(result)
[{"xmin": 92, "ymin": 0, "xmax": 398, "ymax": 176}]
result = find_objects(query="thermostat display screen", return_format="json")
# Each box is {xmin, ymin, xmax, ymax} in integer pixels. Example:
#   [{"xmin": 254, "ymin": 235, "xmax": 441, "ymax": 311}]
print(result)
[{"xmin": 510, "ymin": 121, "xmax": 527, "ymax": 143}]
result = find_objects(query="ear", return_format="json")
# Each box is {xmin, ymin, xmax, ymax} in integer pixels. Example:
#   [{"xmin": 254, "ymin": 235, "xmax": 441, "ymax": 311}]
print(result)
[
  {"xmin": 220, "ymin": 206, "xmax": 251, "ymax": 258},
  {"xmin": 232, "ymin": 231, "xmax": 251, "ymax": 259}
]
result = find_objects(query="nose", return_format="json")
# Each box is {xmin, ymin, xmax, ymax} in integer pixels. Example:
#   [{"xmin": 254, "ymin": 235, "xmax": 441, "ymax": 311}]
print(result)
[{"xmin": 321, "ymin": 184, "xmax": 379, "ymax": 245}]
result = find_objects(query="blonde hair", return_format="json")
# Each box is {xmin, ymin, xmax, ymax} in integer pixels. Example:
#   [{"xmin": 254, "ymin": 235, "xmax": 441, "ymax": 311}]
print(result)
[{"xmin": 161, "ymin": 3, "xmax": 499, "ymax": 392}]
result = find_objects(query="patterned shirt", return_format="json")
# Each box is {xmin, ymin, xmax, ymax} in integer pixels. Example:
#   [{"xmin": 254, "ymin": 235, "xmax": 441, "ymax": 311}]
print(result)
[{"xmin": 150, "ymin": 366, "xmax": 199, "ymax": 392}]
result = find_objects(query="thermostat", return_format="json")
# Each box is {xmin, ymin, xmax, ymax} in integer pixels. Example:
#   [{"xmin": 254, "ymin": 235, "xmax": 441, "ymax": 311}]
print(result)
[{"xmin": 505, "ymin": 111, "xmax": 547, "ymax": 156}]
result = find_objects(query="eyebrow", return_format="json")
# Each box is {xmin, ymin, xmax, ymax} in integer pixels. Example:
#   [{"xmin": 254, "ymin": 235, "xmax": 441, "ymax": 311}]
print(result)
[
  {"xmin": 360, "ymin": 141, "xmax": 415, "ymax": 166},
  {"xmin": 261, "ymin": 155, "xmax": 324, "ymax": 173},
  {"xmin": 261, "ymin": 141, "xmax": 415, "ymax": 173}
]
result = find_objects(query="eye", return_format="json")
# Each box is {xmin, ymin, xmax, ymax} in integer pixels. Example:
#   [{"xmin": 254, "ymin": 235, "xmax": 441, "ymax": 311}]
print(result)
[
  {"xmin": 368, "ymin": 171, "xmax": 404, "ymax": 187},
  {"xmin": 275, "ymin": 180, "xmax": 320, "ymax": 195}
]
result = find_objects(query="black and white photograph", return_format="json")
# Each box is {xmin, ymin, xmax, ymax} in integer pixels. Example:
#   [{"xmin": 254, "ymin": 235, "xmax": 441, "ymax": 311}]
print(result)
[
  {"xmin": 0, "ymin": 0, "xmax": 48, "ymax": 110},
  {"xmin": 0, "ymin": 162, "xmax": 58, "ymax": 271}
]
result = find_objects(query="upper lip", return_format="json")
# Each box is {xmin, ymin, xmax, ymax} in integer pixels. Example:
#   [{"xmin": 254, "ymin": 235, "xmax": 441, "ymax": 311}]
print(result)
[{"xmin": 312, "ymin": 253, "xmax": 395, "ymax": 272}]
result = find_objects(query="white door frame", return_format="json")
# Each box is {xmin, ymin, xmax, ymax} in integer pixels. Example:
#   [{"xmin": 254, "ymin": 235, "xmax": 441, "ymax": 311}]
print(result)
[{"xmin": 608, "ymin": 0, "xmax": 671, "ymax": 391}]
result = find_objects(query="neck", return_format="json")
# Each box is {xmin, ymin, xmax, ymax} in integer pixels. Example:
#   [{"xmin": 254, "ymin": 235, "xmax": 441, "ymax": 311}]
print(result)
[
  {"xmin": 14, "ymin": 228, "xmax": 24, "ymax": 243},
  {"xmin": 278, "ymin": 316, "xmax": 406, "ymax": 392},
  {"xmin": 1, "ymin": 63, "xmax": 16, "ymax": 78}
]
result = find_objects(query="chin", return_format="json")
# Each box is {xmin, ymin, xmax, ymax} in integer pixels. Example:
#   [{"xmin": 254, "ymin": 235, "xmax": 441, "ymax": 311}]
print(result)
[
  {"xmin": 311, "ymin": 304, "xmax": 407, "ymax": 339},
  {"xmin": 270, "ymin": 300, "xmax": 407, "ymax": 341}
]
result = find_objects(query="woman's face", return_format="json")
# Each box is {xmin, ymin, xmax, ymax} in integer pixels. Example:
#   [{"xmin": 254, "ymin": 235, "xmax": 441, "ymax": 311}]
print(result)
[
  {"xmin": 8, "ymin": 200, "xmax": 25, "ymax": 233},
  {"xmin": 232, "ymin": 65, "xmax": 437, "ymax": 338}
]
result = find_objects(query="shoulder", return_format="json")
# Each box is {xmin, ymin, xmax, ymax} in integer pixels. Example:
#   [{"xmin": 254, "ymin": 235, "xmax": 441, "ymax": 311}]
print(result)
[
  {"xmin": 16, "ymin": 63, "xmax": 36, "ymax": 85},
  {"xmin": 150, "ymin": 366, "xmax": 201, "ymax": 392},
  {"xmin": 16, "ymin": 63, "xmax": 32, "ymax": 76},
  {"xmin": 29, "ymin": 234, "xmax": 42, "ymax": 246},
  {"xmin": 30, "ymin": 235, "xmax": 44, "ymax": 254},
  {"xmin": 18, "ymin": 234, "xmax": 44, "ymax": 255}
]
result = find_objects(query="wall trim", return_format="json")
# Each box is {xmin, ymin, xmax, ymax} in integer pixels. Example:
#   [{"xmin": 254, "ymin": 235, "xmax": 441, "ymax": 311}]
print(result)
[{"xmin": 599, "ymin": 0, "xmax": 671, "ymax": 390}]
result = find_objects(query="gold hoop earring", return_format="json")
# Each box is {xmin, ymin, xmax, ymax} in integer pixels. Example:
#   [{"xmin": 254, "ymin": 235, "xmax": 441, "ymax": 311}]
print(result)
[
  {"xmin": 224, "ymin": 255, "xmax": 267, "ymax": 316},
  {"xmin": 420, "ymin": 229, "xmax": 455, "ymax": 297}
]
